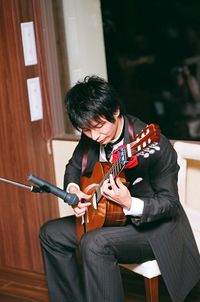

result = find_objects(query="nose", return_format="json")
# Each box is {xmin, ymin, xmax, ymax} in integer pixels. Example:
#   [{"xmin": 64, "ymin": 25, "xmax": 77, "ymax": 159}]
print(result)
[{"xmin": 90, "ymin": 129, "xmax": 100, "ymax": 141}]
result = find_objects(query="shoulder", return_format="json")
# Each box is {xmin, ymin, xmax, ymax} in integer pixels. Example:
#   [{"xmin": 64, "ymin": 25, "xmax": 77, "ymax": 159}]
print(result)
[
  {"xmin": 76, "ymin": 133, "xmax": 100, "ymax": 156},
  {"xmin": 124, "ymin": 114, "xmax": 147, "ymax": 134},
  {"xmin": 79, "ymin": 133, "xmax": 98, "ymax": 147}
]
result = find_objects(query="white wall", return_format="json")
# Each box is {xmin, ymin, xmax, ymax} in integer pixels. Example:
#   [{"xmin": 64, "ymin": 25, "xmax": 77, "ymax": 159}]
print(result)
[
  {"xmin": 52, "ymin": 140, "xmax": 78, "ymax": 217},
  {"xmin": 62, "ymin": 0, "xmax": 107, "ymax": 86},
  {"xmin": 174, "ymin": 142, "xmax": 200, "ymax": 209},
  {"xmin": 187, "ymin": 159, "xmax": 200, "ymax": 210},
  {"xmin": 174, "ymin": 141, "xmax": 200, "ymax": 250}
]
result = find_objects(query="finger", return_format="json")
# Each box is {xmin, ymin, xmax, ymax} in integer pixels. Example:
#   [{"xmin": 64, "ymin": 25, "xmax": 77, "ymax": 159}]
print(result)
[
  {"xmin": 115, "ymin": 177, "xmax": 123, "ymax": 188},
  {"xmin": 102, "ymin": 179, "xmax": 110, "ymax": 189},
  {"xmin": 74, "ymin": 204, "xmax": 90, "ymax": 216},
  {"xmin": 102, "ymin": 183, "xmax": 112, "ymax": 195},
  {"xmin": 101, "ymin": 180, "xmax": 110, "ymax": 194},
  {"xmin": 109, "ymin": 174, "xmax": 118, "ymax": 192},
  {"xmin": 75, "ymin": 211, "xmax": 85, "ymax": 217},
  {"xmin": 83, "ymin": 195, "xmax": 92, "ymax": 202},
  {"xmin": 82, "ymin": 192, "xmax": 92, "ymax": 199},
  {"xmin": 74, "ymin": 207, "xmax": 85, "ymax": 216},
  {"xmin": 79, "ymin": 201, "xmax": 91, "ymax": 208},
  {"xmin": 109, "ymin": 174, "xmax": 115, "ymax": 184}
]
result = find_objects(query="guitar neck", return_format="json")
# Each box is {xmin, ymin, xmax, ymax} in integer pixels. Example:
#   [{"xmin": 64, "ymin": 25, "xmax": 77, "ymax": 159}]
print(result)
[{"xmin": 96, "ymin": 156, "xmax": 126, "ymax": 203}]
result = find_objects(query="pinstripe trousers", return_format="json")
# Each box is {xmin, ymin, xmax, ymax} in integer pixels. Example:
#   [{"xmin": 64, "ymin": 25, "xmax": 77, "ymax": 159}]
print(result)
[{"xmin": 39, "ymin": 215, "xmax": 155, "ymax": 302}]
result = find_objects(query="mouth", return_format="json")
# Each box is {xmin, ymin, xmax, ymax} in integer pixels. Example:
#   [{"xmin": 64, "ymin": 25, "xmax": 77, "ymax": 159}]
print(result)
[
  {"xmin": 99, "ymin": 138, "xmax": 109, "ymax": 145},
  {"xmin": 98, "ymin": 140, "xmax": 105, "ymax": 144}
]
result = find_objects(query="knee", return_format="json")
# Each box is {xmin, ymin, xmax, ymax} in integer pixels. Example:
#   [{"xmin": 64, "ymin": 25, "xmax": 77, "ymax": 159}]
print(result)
[
  {"xmin": 39, "ymin": 219, "xmax": 57, "ymax": 245},
  {"xmin": 80, "ymin": 230, "xmax": 112, "ymax": 259}
]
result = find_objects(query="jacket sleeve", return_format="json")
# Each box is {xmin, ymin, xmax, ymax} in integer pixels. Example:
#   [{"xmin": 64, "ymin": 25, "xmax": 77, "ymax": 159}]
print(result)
[
  {"xmin": 63, "ymin": 134, "xmax": 90, "ymax": 190},
  {"xmin": 130, "ymin": 135, "xmax": 181, "ymax": 226}
]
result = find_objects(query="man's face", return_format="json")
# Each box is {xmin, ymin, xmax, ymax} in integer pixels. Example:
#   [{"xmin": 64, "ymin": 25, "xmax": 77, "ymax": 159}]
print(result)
[{"xmin": 82, "ymin": 110, "xmax": 122, "ymax": 145}]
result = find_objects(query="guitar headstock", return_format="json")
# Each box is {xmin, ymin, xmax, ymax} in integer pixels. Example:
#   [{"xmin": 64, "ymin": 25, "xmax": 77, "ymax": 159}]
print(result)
[{"xmin": 129, "ymin": 123, "xmax": 160, "ymax": 157}]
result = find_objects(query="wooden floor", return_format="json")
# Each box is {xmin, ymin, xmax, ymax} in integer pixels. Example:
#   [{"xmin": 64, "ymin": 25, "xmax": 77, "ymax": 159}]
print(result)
[{"xmin": 0, "ymin": 266, "xmax": 200, "ymax": 302}]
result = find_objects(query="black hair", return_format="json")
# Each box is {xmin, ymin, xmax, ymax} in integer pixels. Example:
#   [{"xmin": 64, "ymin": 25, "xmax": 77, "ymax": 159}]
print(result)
[{"xmin": 65, "ymin": 75, "xmax": 124, "ymax": 131}]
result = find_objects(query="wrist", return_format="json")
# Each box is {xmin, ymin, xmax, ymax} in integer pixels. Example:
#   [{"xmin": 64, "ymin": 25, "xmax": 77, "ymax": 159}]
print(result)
[
  {"xmin": 66, "ymin": 183, "xmax": 80, "ymax": 194},
  {"xmin": 124, "ymin": 196, "xmax": 132, "ymax": 210},
  {"xmin": 69, "ymin": 187, "xmax": 79, "ymax": 194}
]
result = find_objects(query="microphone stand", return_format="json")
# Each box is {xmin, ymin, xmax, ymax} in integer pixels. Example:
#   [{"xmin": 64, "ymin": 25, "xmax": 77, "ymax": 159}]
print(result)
[
  {"xmin": 0, "ymin": 176, "xmax": 79, "ymax": 206},
  {"xmin": 0, "ymin": 177, "xmax": 46, "ymax": 193}
]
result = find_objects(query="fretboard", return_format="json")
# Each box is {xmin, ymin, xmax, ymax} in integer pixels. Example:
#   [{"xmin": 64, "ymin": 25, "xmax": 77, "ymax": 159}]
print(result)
[{"xmin": 95, "ymin": 146, "xmax": 128, "ymax": 203}]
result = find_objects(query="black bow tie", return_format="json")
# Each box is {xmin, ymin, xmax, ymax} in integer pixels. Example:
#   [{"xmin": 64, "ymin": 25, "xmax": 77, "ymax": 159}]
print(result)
[
  {"xmin": 104, "ymin": 143, "xmax": 114, "ymax": 161},
  {"xmin": 104, "ymin": 125, "xmax": 125, "ymax": 161}
]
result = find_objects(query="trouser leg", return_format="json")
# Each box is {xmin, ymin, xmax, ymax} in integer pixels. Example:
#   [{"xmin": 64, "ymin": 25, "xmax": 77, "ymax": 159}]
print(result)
[
  {"xmin": 80, "ymin": 224, "xmax": 155, "ymax": 302},
  {"xmin": 39, "ymin": 215, "xmax": 84, "ymax": 302}
]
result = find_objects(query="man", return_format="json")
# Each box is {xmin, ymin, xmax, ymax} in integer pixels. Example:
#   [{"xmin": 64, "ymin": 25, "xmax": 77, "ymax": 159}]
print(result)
[{"xmin": 40, "ymin": 75, "xmax": 200, "ymax": 302}]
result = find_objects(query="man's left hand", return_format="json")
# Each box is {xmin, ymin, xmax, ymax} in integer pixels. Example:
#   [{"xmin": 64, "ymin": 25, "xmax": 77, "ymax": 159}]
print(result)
[{"xmin": 101, "ymin": 174, "xmax": 132, "ymax": 210}]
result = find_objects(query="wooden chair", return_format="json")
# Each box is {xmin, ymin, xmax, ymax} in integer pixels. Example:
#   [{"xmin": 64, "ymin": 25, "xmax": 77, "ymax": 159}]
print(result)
[
  {"xmin": 173, "ymin": 141, "xmax": 200, "ymax": 251},
  {"xmin": 121, "ymin": 260, "xmax": 161, "ymax": 302}
]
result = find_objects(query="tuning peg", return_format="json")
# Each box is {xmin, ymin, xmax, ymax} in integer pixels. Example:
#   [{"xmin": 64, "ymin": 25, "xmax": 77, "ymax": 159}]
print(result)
[
  {"xmin": 143, "ymin": 152, "xmax": 150, "ymax": 158},
  {"xmin": 151, "ymin": 143, "xmax": 160, "ymax": 150}
]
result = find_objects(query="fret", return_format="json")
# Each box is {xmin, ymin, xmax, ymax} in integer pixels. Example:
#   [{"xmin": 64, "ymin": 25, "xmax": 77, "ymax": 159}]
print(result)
[{"xmin": 95, "ymin": 149, "xmax": 127, "ymax": 204}]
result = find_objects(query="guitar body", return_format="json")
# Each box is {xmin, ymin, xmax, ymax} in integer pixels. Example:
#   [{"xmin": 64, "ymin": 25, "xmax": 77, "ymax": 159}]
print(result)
[{"xmin": 76, "ymin": 161, "xmax": 127, "ymax": 241}]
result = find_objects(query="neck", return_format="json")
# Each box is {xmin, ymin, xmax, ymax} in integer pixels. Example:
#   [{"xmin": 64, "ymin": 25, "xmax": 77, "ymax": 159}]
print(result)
[{"xmin": 111, "ymin": 116, "xmax": 124, "ymax": 144}]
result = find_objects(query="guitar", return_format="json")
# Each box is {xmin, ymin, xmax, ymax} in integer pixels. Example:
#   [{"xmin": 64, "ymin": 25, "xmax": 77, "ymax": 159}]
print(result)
[{"xmin": 76, "ymin": 123, "xmax": 160, "ymax": 241}]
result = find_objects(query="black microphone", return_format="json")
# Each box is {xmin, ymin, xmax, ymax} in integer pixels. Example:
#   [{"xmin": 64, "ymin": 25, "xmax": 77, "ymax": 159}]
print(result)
[{"xmin": 28, "ymin": 175, "xmax": 79, "ymax": 206}]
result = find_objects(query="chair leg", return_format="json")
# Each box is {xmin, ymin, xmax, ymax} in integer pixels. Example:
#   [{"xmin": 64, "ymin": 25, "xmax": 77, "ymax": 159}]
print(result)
[{"xmin": 144, "ymin": 276, "xmax": 159, "ymax": 302}]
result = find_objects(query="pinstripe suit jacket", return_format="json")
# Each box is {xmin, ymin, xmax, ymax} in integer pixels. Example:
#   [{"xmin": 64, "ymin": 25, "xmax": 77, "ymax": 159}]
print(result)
[{"xmin": 64, "ymin": 115, "xmax": 200, "ymax": 302}]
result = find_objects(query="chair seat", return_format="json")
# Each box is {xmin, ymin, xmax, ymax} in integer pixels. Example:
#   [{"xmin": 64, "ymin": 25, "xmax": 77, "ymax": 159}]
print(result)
[{"xmin": 120, "ymin": 259, "xmax": 161, "ymax": 279}]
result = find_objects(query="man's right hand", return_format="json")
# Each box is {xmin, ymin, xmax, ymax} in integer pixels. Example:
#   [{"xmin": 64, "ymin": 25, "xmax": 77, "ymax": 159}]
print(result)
[
  {"xmin": 72, "ymin": 191, "xmax": 91, "ymax": 217},
  {"xmin": 68, "ymin": 184, "xmax": 91, "ymax": 217}
]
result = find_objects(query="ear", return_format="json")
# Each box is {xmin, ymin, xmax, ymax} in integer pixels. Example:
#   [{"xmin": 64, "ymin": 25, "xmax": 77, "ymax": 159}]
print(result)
[{"xmin": 113, "ymin": 107, "xmax": 120, "ymax": 118}]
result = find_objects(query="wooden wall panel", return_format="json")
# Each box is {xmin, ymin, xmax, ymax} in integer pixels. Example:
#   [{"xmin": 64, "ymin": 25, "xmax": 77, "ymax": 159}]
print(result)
[{"xmin": 0, "ymin": 0, "xmax": 61, "ymax": 273}]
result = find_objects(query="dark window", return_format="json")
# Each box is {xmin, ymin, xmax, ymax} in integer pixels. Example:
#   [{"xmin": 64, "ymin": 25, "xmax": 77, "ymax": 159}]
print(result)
[{"xmin": 100, "ymin": 0, "xmax": 200, "ymax": 140}]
